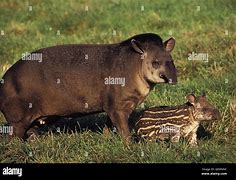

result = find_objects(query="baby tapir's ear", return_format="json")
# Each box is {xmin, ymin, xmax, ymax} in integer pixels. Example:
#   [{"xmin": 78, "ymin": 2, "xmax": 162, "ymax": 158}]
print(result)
[
  {"xmin": 187, "ymin": 94, "xmax": 196, "ymax": 105},
  {"xmin": 131, "ymin": 39, "xmax": 144, "ymax": 54},
  {"xmin": 164, "ymin": 37, "xmax": 175, "ymax": 52}
]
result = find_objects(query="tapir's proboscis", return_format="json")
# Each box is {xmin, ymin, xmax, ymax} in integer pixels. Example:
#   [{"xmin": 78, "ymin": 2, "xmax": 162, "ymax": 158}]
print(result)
[{"xmin": 0, "ymin": 33, "xmax": 177, "ymax": 141}]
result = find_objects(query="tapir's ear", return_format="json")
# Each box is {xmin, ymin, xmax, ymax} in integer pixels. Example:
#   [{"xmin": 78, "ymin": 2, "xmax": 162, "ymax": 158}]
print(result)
[
  {"xmin": 187, "ymin": 94, "xmax": 196, "ymax": 105},
  {"xmin": 164, "ymin": 37, "xmax": 175, "ymax": 52},
  {"xmin": 131, "ymin": 39, "xmax": 144, "ymax": 54}
]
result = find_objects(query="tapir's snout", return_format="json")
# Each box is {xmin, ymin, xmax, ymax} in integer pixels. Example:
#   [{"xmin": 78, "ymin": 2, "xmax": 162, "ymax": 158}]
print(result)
[
  {"xmin": 159, "ymin": 74, "xmax": 177, "ymax": 84},
  {"xmin": 168, "ymin": 60, "xmax": 177, "ymax": 85},
  {"xmin": 168, "ymin": 74, "xmax": 177, "ymax": 85},
  {"xmin": 160, "ymin": 60, "xmax": 177, "ymax": 85}
]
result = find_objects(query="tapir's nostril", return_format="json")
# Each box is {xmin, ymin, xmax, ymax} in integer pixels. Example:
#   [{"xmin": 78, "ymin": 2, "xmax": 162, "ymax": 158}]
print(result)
[{"xmin": 159, "ymin": 74, "xmax": 165, "ymax": 80}]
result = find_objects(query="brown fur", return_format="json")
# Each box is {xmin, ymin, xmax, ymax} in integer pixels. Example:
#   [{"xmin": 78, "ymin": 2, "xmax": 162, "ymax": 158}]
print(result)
[
  {"xmin": 0, "ymin": 33, "xmax": 177, "ymax": 140},
  {"xmin": 135, "ymin": 94, "xmax": 221, "ymax": 145}
]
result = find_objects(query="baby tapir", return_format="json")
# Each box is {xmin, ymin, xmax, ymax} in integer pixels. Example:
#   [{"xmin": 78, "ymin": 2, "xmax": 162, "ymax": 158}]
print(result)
[
  {"xmin": 135, "ymin": 94, "xmax": 221, "ymax": 145},
  {"xmin": 0, "ymin": 33, "xmax": 177, "ymax": 140}
]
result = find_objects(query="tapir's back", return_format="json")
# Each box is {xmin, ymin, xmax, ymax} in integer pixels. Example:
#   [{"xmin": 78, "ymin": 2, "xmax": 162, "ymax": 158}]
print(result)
[
  {"xmin": 0, "ymin": 44, "xmax": 120, "ymax": 116},
  {"xmin": 1, "ymin": 43, "xmax": 120, "ymax": 94},
  {"xmin": 135, "ymin": 104, "xmax": 191, "ymax": 141}
]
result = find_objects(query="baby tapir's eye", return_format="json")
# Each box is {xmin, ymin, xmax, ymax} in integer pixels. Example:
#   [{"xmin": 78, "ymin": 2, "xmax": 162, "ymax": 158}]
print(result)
[{"xmin": 152, "ymin": 59, "xmax": 160, "ymax": 69}]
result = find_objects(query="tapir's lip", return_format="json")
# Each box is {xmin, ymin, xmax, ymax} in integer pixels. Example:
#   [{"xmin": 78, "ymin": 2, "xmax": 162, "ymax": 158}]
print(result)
[
  {"xmin": 159, "ymin": 74, "xmax": 168, "ymax": 83},
  {"xmin": 159, "ymin": 74, "xmax": 177, "ymax": 84}
]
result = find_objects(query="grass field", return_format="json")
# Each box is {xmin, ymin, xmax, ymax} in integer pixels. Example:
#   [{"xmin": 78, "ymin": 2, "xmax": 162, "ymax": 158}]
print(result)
[{"xmin": 0, "ymin": 0, "xmax": 235, "ymax": 163}]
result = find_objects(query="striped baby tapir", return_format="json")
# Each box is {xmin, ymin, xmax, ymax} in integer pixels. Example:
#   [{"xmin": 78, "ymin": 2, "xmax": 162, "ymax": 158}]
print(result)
[{"xmin": 135, "ymin": 94, "xmax": 221, "ymax": 145}]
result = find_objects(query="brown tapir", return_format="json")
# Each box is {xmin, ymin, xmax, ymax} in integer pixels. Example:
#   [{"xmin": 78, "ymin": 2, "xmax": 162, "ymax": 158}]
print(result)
[{"xmin": 0, "ymin": 33, "xmax": 177, "ymax": 140}]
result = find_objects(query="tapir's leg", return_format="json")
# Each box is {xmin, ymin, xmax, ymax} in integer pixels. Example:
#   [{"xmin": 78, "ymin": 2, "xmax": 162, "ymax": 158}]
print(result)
[
  {"xmin": 103, "ymin": 95, "xmax": 137, "ymax": 142},
  {"xmin": 107, "ymin": 108, "xmax": 133, "ymax": 142},
  {"xmin": 9, "ymin": 116, "xmax": 42, "ymax": 140},
  {"xmin": 1, "ymin": 96, "xmax": 41, "ymax": 139},
  {"xmin": 11, "ymin": 122, "xmax": 29, "ymax": 138},
  {"xmin": 109, "ymin": 111, "xmax": 130, "ymax": 138},
  {"xmin": 187, "ymin": 132, "xmax": 198, "ymax": 146},
  {"xmin": 25, "ymin": 120, "xmax": 43, "ymax": 139}
]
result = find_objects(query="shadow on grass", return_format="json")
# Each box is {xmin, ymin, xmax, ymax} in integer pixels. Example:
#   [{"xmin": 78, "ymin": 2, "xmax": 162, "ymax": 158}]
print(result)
[
  {"xmin": 30, "ymin": 110, "xmax": 144, "ymax": 137},
  {"xmin": 197, "ymin": 124, "xmax": 213, "ymax": 140},
  {"xmin": 1, "ymin": 110, "xmax": 213, "ymax": 142}
]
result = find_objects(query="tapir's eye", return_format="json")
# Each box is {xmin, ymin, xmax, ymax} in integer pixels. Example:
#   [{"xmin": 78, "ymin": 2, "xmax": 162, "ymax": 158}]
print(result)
[{"xmin": 152, "ymin": 59, "xmax": 160, "ymax": 69}]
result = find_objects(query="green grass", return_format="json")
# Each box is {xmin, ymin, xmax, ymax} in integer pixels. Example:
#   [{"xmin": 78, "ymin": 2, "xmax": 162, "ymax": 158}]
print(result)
[
  {"xmin": 0, "ymin": 0, "xmax": 236, "ymax": 163},
  {"xmin": 0, "ymin": 131, "xmax": 235, "ymax": 163}
]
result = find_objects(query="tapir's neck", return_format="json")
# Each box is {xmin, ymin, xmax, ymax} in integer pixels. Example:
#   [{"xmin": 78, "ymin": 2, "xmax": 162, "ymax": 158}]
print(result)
[
  {"xmin": 188, "ymin": 106, "xmax": 197, "ymax": 122},
  {"xmin": 136, "ymin": 60, "xmax": 151, "ymax": 97}
]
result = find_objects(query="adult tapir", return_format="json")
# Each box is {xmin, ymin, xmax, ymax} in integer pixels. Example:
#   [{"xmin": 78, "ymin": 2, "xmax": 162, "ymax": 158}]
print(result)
[{"xmin": 0, "ymin": 33, "xmax": 177, "ymax": 140}]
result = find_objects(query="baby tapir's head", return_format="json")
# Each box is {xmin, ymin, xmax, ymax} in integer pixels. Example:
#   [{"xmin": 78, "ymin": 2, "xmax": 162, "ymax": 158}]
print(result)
[
  {"xmin": 187, "ymin": 93, "xmax": 221, "ymax": 121},
  {"xmin": 130, "ymin": 33, "xmax": 177, "ymax": 84}
]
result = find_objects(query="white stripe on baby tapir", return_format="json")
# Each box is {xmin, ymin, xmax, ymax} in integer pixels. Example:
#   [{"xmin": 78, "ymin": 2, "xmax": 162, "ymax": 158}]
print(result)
[
  {"xmin": 139, "ymin": 114, "xmax": 186, "ymax": 121},
  {"xmin": 137, "ymin": 122, "xmax": 186, "ymax": 134},
  {"xmin": 144, "ymin": 108, "xmax": 187, "ymax": 114},
  {"xmin": 183, "ymin": 116, "xmax": 189, "ymax": 120},
  {"xmin": 141, "ymin": 133, "xmax": 150, "ymax": 138},
  {"xmin": 148, "ymin": 131, "xmax": 155, "ymax": 137},
  {"xmin": 137, "ymin": 125, "xmax": 156, "ymax": 133},
  {"xmin": 175, "ymin": 108, "xmax": 188, "ymax": 113},
  {"xmin": 157, "ymin": 122, "xmax": 186, "ymax": 128}
]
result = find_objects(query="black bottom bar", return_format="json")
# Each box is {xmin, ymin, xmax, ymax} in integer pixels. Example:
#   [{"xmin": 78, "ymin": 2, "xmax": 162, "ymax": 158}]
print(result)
[{"xmin": 0, "ymin": 163, "xmax": 235, "ymax": 179}]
